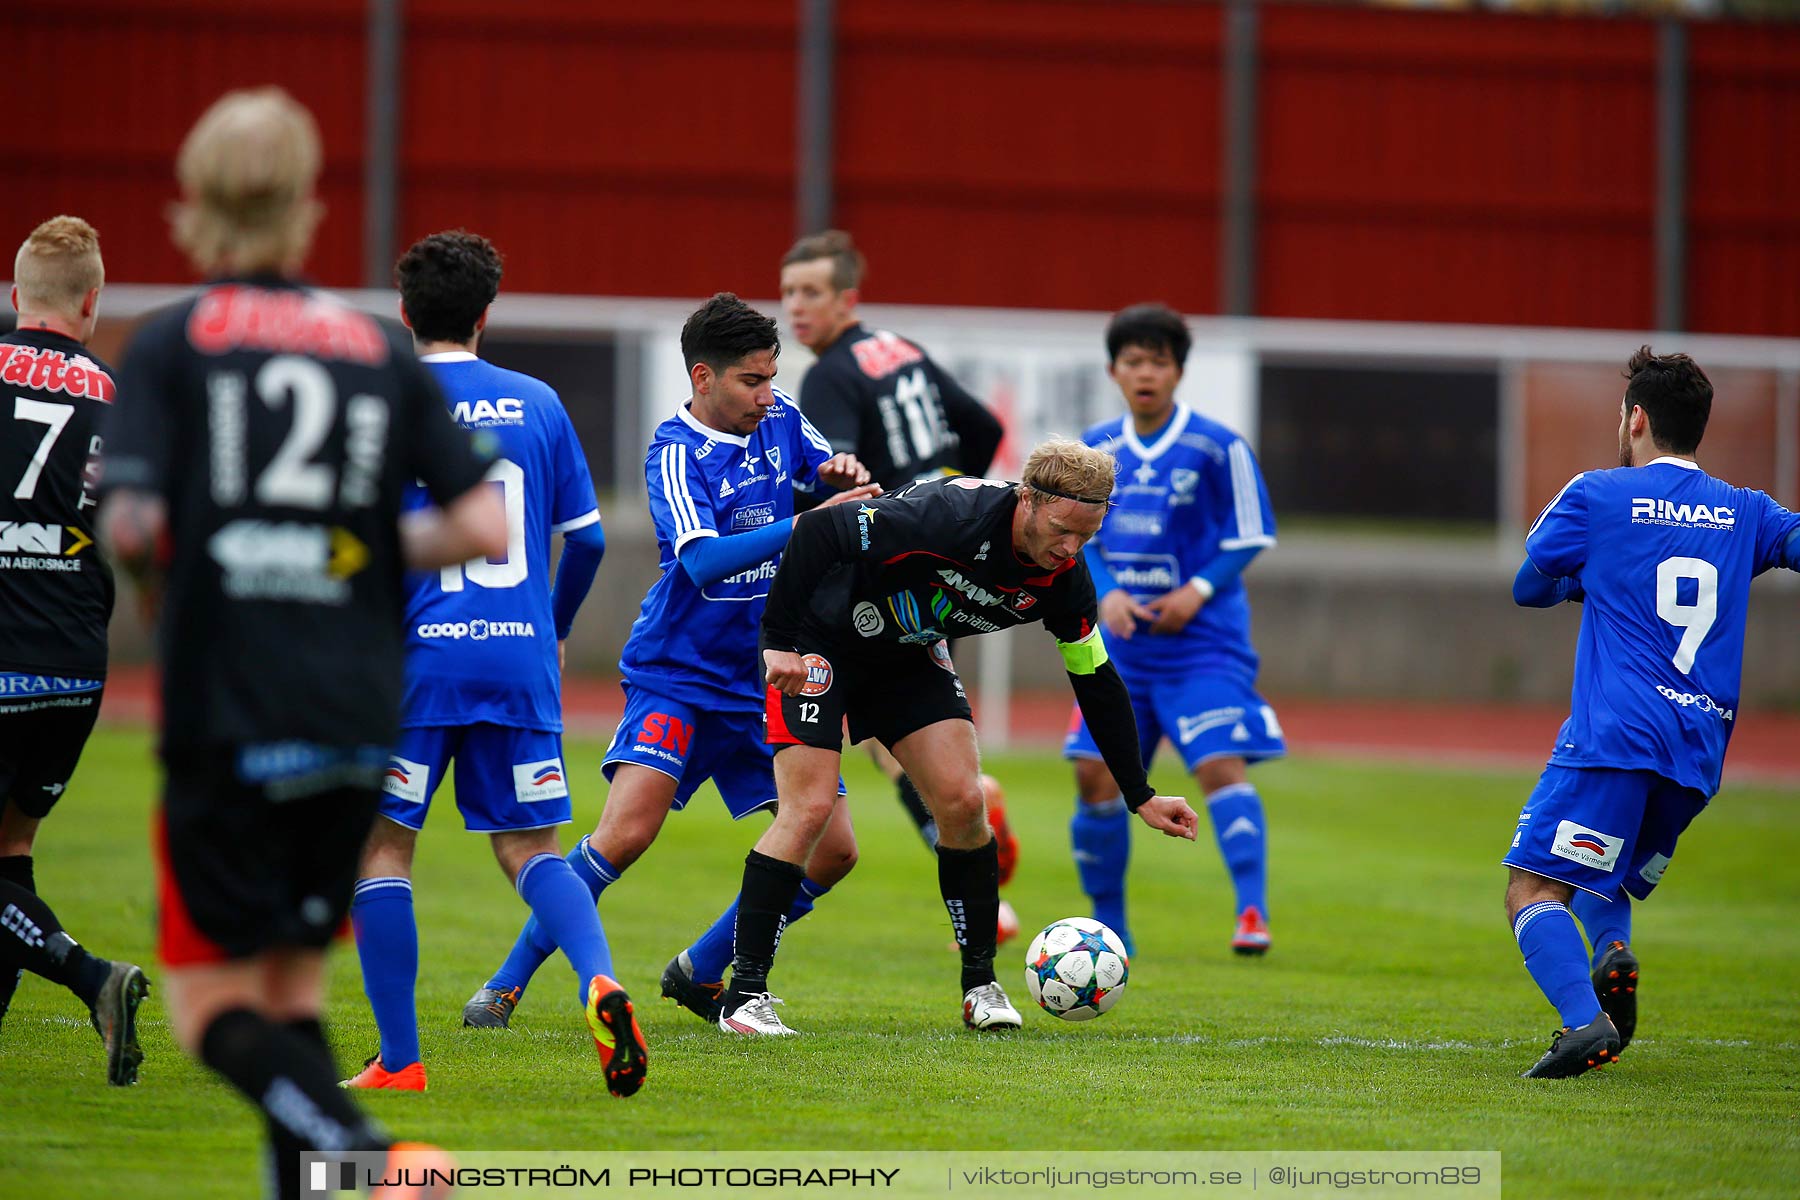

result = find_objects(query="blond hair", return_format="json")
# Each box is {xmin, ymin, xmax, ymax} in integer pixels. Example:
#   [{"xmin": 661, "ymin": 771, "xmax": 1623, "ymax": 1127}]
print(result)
[
  {"xmin": 14, "ymin": 215, "xmax": 103, "ymax": 315},
  {"xmin": 170, "ymin": 87, "xmax": 323, "ymax": 275},
  {"xmin": 1018, "ymin": 437, "xmax": 1116, "ymax": 507}
]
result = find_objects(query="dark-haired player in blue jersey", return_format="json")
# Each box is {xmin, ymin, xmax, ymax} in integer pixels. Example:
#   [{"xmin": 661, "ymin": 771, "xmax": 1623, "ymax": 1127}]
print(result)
[
  {"xmin": 344, "ymin": 231, "xmax": 645, "ymax": 1098},
  {"xmin": 1507, "ymin": 346, "xmax": 1800, "ymax": 1079},
  {"xmin": 460, "ymin": 293, "xmax": 874, "ymax": 1030},
  {"xmin": 1063, "ymin": 304, "xmax": 1282, "ymax": 957}
]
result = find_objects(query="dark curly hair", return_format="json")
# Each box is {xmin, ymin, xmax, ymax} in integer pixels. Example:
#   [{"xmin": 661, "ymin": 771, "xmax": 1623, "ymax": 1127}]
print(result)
[
  {"xmin": 680, "ymin": 292, "xmax": 779, "ymax": 374},
  {"xmin": 1624, "ymin": 345, "xmax": 1712, "ymax": 455},
  {"xmin": 395, "ymin": 230, "xmax": 503, "ymax": 343}
]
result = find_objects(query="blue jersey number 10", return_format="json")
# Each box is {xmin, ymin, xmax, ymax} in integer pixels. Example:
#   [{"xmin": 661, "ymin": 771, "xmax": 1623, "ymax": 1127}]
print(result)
[{"xmin": 440, "ymin": 458, "xmax": 527, "ymax": 591}]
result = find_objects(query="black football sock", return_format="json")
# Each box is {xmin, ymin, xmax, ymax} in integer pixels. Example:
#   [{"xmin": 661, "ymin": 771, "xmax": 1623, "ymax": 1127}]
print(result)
[
  {"xmin": 0, "ymin": 858, "xmax": 33, "ymax": 1022},
  {"xmin": 938, "ymin": 839, "xmax": 1000, "ymax": 994},
  {"xmin": 199, "ymin": 1007, "xmax": 388, "ymax": 1193},
  {"xmin": 260, "ymin": 1015, "xmax": 340, "ymax": 1200},
  {"xmin": 723, "ymin": 850, "xmax": 806, "ymax": 1012},
  {"xmin": 896, "ymin": 775, "xmax": 939, "ymax": 848},
  {"xmin": 0, "ymin": 877, "xmax": 110, "ymax": 1007}
]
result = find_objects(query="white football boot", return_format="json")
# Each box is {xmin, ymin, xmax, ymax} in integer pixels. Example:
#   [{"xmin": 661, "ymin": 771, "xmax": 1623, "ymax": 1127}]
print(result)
[
  {"xmin": 962, "ymin": 981, "xmax": 1023, "ymax": 1031},
  {"xmin": 718, "ymin": 992, "xmax": 799, "ymax": 1036}
]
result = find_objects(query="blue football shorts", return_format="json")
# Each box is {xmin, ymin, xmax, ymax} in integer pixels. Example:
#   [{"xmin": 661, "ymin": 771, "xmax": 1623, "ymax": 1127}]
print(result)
[
  {"xmin": 1063, "ymin": 669, "xmax": 1286, "ymax": 773},
  {"xmin": 380, "ymin": 723, "xmax": 571, "ymax": 833},
  {"xmin": 1502, "ymin": 764, "xmax": 1708, "ymax": 902},
  {"xmin": 603, "ymin": 685, "xmax": 845, "ymax": 821}
]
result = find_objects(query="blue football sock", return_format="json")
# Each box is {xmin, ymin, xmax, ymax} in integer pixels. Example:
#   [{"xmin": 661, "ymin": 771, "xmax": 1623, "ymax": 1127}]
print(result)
[
  {"xmin": 1513, "ymin": 900, "xmax": 1603, "ymax": 1028},
  {"xmin": 687, "ymin": 877, "xmax": 830, "ymax": 985},
  {"xmin": 1207, "ymin": 783, "xmax": 1268, "ymax": 917},
  {"xmin": 486, "ymin": 836, "xmax": 620, "ymax": 996},
  {"xmin": 1070, "ymin": 795, "xmax": 1130, "ymax": 945},
  {"xmin": 351, "ymin": 877, "xmax": 420, "ymax": 1071},
  {"xmin": 1570, "ymin": 890, "xmax": 1632, "ymax": 967},
  {"xmin": 514, "ymin": 852, "xmax": 616, "ymax": 1008}
]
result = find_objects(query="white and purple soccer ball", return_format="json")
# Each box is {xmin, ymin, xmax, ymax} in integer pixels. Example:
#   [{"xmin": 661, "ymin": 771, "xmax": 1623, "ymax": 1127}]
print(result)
[{"xmin": 1023, "ymin": 917, "xmax": 1129, "ymax": 1022}]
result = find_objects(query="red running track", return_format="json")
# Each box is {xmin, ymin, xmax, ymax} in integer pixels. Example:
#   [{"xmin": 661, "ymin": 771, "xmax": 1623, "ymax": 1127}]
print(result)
[{"xmin": 95, "ymin": 668, "xmax": 1797, "ymax": 786}]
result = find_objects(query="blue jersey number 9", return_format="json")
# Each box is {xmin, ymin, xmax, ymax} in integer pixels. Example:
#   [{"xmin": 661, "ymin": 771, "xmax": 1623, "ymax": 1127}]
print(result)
[{"xmin": 1655, "ymin": 556, "xmax": 1717, "ymax": 674}]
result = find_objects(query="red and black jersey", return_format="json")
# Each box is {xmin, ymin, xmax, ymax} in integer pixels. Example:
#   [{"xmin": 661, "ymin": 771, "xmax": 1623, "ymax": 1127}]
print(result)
[
  {"xmin": 798, "ymin": 323, "xmax": 1002, "ymax": 492},
  {"xmin": 764, "ymin": 476, "xmax": 1094, "ymax": 650},
  {"xmin": 0, "ymin": 328, "xmax": 117, "ymax": 677},
  {"xmin": 101, "ymin": 278, "xmax": 493, "ymax": 752},
  {"xmin": 763, "ymin": 475, "xmax": 1154, "ymax": 809}
]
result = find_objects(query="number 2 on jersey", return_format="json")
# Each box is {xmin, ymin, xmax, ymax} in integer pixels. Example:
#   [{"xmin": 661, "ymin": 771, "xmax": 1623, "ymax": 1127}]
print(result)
[
  {"xmin": 1655, "ymin": 555, "xmax": 1717, "ymax": 674},
  {"xmin": 440, "ymin": 458, "xmax": 527, "ymax": 591}
]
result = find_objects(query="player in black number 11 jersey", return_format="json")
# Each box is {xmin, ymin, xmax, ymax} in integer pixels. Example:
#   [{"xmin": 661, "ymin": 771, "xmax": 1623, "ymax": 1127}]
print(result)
[{"xmin": 716, "ymin": 439, "xmax": 1199, "ymax": 1036}]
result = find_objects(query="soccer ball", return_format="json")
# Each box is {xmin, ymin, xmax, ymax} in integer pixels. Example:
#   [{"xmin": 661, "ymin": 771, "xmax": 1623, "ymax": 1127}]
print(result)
[{"xmin": 1023, "ymin": 917, "xmax": 1129, "ymax": 1021}]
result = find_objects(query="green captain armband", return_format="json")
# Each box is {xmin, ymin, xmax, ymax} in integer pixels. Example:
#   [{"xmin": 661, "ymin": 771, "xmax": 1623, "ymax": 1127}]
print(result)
[{"xmin": 1057, "ymin": 629, "xmax": 1109, "ymax": 675}]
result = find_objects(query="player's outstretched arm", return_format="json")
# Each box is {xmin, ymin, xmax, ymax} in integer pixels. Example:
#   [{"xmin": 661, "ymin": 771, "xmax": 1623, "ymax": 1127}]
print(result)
[{"xmin": 1061, "ymin": 637, "xmax": 1196, "ymax": 841}]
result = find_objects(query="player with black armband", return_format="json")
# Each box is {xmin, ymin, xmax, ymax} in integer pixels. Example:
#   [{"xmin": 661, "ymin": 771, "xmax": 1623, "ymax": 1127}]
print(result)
[{"xmin": 715, "ymin": 438, "xmax": 1198, "ymax": 1036}]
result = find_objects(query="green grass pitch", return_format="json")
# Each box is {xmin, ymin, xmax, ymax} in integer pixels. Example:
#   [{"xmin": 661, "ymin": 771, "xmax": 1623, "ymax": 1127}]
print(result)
[{"xmin": 1, "ymin": 724, "xmax": 1796, "ymax": 1197}]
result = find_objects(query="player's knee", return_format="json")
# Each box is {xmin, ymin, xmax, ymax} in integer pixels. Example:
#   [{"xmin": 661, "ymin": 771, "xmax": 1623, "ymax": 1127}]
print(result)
[
  {"xmin": 931, "ymin": 781, "xmax": 988, "ymax": 842},
  {"xmin": 1073, "ymin": 759, "xmax": 1118, "ymax": 806},
  {"xmin": 1198, "ymin": 757, "xmax": 1248, "ymax": 796},
  {"xmin": 809, "ymin": 839, "xmax": 858, "ymax": 887}
]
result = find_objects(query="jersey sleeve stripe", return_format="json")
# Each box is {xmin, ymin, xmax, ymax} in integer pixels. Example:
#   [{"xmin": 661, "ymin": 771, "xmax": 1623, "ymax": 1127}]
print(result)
[
  {"xmin": 552, "ymin": 509, "xmax": 601, "ymax": 534},
  {"xmin": 1229, "ymin": 440, "xmax": 1263, "ymax": 542},
  {"xmin": 799, "ymin": 414, "xmax": 835, "ymax": 456},
  {"xmin": 1527, "ymin": 472, "xmax": 1585, "ymax": 538},
  {"xmin": 1219, "ymin": 534, "xmax": 1276, "ymax": 551},
  {"xmin": 660, "ymin": 443, "xmax": 702, "ymax": 539}
]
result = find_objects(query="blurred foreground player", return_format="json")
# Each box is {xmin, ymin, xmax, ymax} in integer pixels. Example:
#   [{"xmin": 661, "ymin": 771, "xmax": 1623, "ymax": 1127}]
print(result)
[
  {"xmin": 0, "ymin": 215, "xmax": 148, "ymax": 1084},
  {"xmin": 721, "ymin": 440, "xmax": 1198, "ymax": 1035},
  {"xmin": 1507, "ymin": 347, "xmax": 1800, "ymax": 1078},
  {"xmin": 100, "ymin": 88, "xmax": 505, "ymax": 1196},
  {"xmin": 1064, "ymin": 304, "xmax": 1283, "ymax": 957},
  {"xmin": 347, "ymin": 230, "xmax": 643, "ymax": 1098},
  {"xmin": 779, "ymin": 229, "xmax": 1019, "ymax": 937}
]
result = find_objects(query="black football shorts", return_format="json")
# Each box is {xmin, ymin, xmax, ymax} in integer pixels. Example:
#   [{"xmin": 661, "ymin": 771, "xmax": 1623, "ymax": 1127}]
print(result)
[
  {"xmin": 155, "ymin": 749, "xmax": 380, "ymax": 966},
  {"xmin": 0, "ymin": 681, "xmax": 104, "ymax": 819},
  {"xmin": 763, "ymin": 634, "xmax": 972, "ymax": 753}
]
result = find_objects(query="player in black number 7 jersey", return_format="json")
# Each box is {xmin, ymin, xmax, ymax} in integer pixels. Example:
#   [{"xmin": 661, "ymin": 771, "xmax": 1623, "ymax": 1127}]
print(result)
[
  {"xmin": 716, "ymin": 439, "xmax": 1198, "ymax": 1036},
  {"xmin": 0, "ymin": 215, "xmax": 149, "ymax": 1085}
]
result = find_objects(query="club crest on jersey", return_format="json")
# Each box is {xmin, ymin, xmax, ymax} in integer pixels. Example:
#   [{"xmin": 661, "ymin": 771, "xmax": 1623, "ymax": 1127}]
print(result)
[
  {"xmin": 1631, "ymin": 498, "xmax": 1734, "ymax": 529},
  {"xmin": 512, "ymin": 758, "xmax": 569, "ymax": 803},
  {"xmin": 767, "ymin": 447, "xmax": 781, "ymax": 470},
  {"xmin": 1170, "ymin": 468, "xmax": 1199, "ymax": 495},
  {"xmin": 382, "ymin": 756, "xmax": 428, "ymax": 805},
  {"xmin": 1551, "ymin": 820, "xmax": 1621, "ymax": 872},
  {"xmin": 799, "ymin": 654, "xmax": 834, "ymax": 696}
]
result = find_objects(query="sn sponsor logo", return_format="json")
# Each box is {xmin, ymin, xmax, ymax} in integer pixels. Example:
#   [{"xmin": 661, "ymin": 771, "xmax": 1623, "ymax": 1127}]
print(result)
[
  {"xmin": 1631, "ymin": 498, "xmax": 1734, "ymax": 528},
  {"xmin": 636, "ymin": 712, "xmax": 694, "ymax": 756}
]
